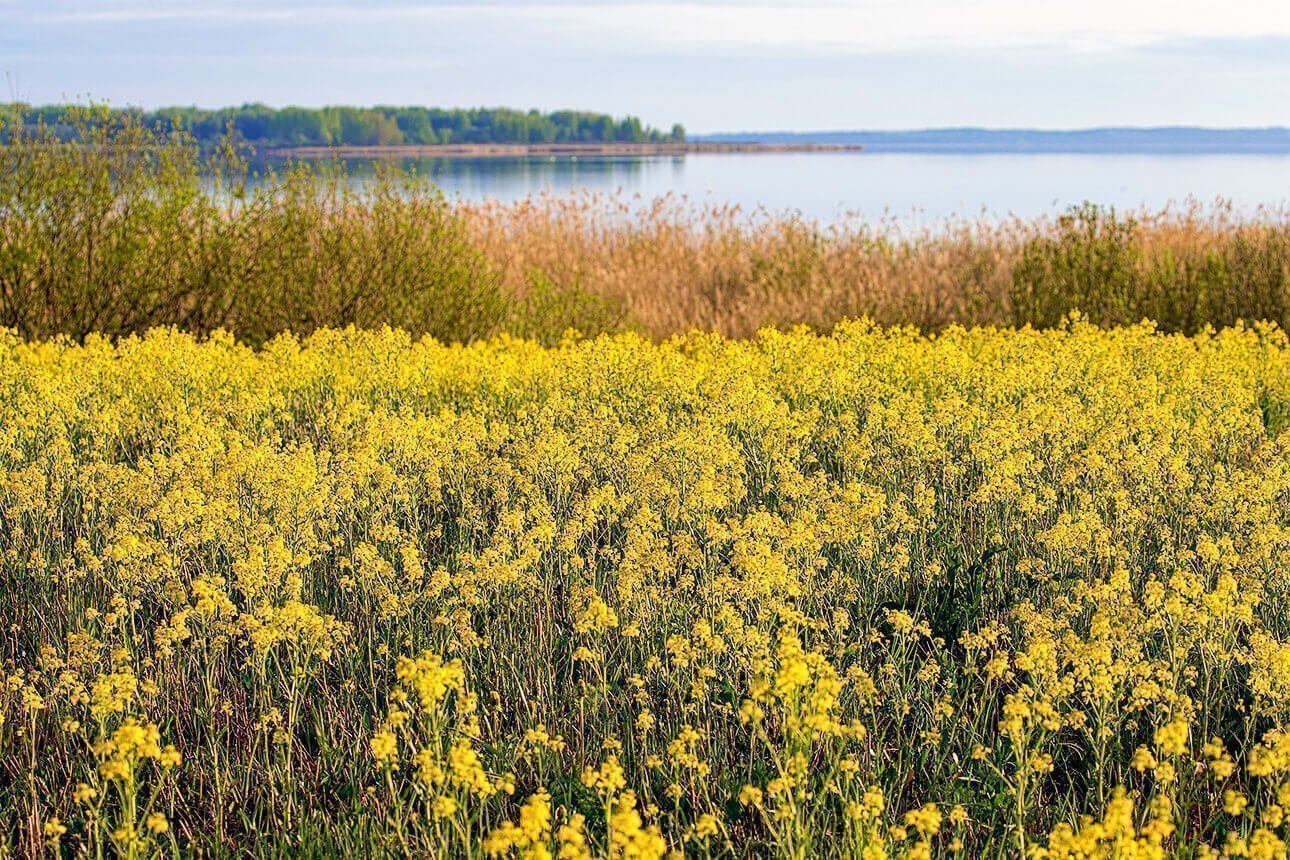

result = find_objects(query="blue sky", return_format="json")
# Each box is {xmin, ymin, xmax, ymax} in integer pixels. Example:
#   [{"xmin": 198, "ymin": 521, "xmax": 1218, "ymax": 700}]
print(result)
[{"xmin": 5, "ymin": 0, "xmax": 1290, "ymax": 133}]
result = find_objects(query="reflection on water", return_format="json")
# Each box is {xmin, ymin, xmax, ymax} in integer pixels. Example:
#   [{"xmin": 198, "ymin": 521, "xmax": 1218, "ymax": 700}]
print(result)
[
  {"xmin": 257, "ymin": 155, "xmax": 681, "ymax": 197},
  {"xmin": 416, "ymin": 156, "xmax": 685, "ymax": 195},
  {"xmin": 250, "ymin": 152, "xmax": 1290, "ymax": 224}
]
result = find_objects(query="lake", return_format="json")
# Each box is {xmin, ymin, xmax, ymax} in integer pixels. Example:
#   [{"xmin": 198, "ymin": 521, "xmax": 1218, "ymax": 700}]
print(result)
[{"xmin": 309, "ymin": 151, "xmax": 1290, "ymax": 224}]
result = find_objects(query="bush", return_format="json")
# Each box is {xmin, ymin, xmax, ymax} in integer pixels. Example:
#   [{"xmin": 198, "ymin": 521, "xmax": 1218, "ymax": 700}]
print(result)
[
  {"xmin": 1010, "ymin": 203, "xmax": 1144, "ymax": 327},
  {"xmin": 0, "ymin": 106, "xmax": 511, "ymax": 344},
  {"xmin": 1011, "ymin": 202, "xmax": 1289, "ymax": 332}
]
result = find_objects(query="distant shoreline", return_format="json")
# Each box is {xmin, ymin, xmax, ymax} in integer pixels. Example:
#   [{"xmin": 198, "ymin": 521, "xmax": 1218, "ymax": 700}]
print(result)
[
  {"xmin": 262, "ymin": 142, "xmax": 866, "ymax": 158},
  {"xmin": 696, "ymin": 127, "xmax": 1290, "ymax": 155}
]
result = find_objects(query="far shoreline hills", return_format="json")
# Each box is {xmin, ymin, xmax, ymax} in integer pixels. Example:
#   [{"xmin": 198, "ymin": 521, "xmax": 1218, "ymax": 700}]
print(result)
[{"xmin": 695, "ymin": 127, "xmax": 1290, "ymax": 155}]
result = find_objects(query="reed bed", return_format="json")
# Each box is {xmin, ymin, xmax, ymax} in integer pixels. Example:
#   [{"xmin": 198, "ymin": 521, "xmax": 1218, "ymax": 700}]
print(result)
[{"xmin": 461, "ymin": 193, "xmax": 1290, "ymax": 338}]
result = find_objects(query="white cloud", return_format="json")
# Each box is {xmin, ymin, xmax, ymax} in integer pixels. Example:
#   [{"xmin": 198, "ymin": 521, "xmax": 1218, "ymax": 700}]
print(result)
[
  {"xmin": 30, "ymin": 0, "xmax": 1290, "ymax": 54},
  {"xmin": 33, "ymin": 4, "xmax": 296, "ymax": 23},
  {"xmin": 494, "ymin": 1, "xmax": 1290, "ymax": 54}
]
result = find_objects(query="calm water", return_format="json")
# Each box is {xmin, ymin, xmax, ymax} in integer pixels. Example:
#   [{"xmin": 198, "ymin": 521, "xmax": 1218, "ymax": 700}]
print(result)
[{"xmin": 307, "ymin": 152, "xmax": 1290, "ymax": 224}]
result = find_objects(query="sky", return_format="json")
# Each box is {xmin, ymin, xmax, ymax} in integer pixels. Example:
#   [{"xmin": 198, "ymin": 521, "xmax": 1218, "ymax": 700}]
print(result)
[{"xmin": 4, "ymin": 0, "xmax": 1290, "ymax": 133}]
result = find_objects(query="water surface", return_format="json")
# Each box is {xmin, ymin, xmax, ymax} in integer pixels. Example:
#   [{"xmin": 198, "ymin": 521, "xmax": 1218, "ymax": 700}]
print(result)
[{"xmin": 273, "ymin": 152, "xmax": 1290, "ymax": 223}]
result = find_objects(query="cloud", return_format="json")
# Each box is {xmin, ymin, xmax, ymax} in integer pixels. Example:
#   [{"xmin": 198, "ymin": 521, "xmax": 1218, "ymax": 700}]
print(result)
[
  {"xmin": 13, "ymin": 0, "xmax": 1290, "ymax": 128},
  {"xmin": 29, "ymin": 0, "xmax": 1290, "ymax": 55},
  {"xmin": 32, "ymin": 4, "xmax": 296, "ymax": 23},
  {"xmin": 1137, "ymin": 34, "xmax": 1290, "ymax": 61}
]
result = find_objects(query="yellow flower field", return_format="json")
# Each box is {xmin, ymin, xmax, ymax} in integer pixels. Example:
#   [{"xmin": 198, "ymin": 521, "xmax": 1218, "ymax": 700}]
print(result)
[{"xmin": 2, "ymin": 318, "xmax": 1290, "ymax": 858}]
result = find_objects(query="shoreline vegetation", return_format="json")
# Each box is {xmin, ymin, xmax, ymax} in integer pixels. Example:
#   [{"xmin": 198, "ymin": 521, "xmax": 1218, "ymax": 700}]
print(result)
[
  {"xmin": 1, "ymin": 106, "xmax": 1287, "ymax": 345},
  {"xmin": 458, "ymin": 193, "xmax": 1290, "ymax": 339},
  {"xmin": 262, "ymin": 142, "xmax": 866, "ymax": 158}
]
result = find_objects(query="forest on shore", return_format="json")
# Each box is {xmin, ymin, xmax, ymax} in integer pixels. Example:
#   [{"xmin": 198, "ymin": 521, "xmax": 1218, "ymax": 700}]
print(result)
[{"xmin": 2, "ymin": 102, "xmax": 686, "ymax": 148}]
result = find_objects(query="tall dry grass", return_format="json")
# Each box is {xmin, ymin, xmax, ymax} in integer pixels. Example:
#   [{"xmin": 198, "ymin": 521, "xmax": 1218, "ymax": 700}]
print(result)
[{"xmin": 460, "ymin": 193, "xmax": 1290, "ymax": 338}]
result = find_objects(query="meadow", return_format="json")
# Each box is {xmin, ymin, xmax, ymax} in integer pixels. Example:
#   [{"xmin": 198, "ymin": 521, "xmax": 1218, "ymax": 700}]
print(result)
[{"xmin": 2, "ymin": 320, "xmax": 1290, "ymax": 858}]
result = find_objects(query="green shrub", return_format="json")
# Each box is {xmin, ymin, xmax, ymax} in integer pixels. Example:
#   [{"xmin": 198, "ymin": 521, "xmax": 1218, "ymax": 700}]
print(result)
[
  {"xmin": 1010, "ymin": 203, "xmax": 1144, "ymax": 328},
  {"xmin": 1011, "ymin": 202, "xmax": 1289, "ymax": 332},
  {"xmin": 0, "ymin": 105, "xmax": 516, "ymax": 345},
  {"xmin": 507, "ymin": 269, "xmax": 629, "ymax": 344}
]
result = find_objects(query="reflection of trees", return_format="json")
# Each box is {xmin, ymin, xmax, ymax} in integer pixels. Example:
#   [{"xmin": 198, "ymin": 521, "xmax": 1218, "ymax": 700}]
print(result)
[
  {"xmin": 245, "ymin": 156, "xmax": 680, "ymax": 196},
  {"xmin": 413, "ymin": 157, "xmax": 661, "ymax": 183}
]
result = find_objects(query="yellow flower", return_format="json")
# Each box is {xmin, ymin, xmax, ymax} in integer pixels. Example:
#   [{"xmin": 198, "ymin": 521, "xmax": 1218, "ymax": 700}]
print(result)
[
  {"xmin": 905, "ymin": 804, "xmax": 942, "ymax": 836},
  {"xmin": 1154, "ymin": 718, "xmax": 1190, "ymax": 757},
  {"xmin": 158, "ymin": 744, "xmax": 182, "ymax": 768},
  {"xmin": 370, "ymin": 729, "xmax": 398, "ymax": 764},
  {"xmin": 1225, "ymin": 790, "xmax": 1249, "ymax": 816},
  {"xmin": 433, "ymin": 795, "xmax": 459, "ymax": 819}
]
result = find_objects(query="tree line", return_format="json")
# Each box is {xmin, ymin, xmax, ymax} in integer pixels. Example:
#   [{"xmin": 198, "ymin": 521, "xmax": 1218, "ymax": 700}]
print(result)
[{"xmin": 3, "ymin": 103, "xmax": 686, "ymax": 147}]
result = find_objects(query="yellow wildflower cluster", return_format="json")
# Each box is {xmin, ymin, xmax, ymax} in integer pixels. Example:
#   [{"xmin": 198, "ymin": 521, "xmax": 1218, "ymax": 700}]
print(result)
[{"xmin": 1, "ymin": 319, "xmax": 1289, "ymax": 857}]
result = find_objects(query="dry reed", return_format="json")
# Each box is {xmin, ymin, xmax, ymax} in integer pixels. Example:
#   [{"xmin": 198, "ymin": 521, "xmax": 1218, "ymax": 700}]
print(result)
[{"xmin": 460, "ymin": 193, "xmax": 1290, "ymax": 338}]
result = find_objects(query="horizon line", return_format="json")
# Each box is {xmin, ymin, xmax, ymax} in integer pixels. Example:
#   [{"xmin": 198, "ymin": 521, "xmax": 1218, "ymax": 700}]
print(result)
[{"xmin": 697, "ymin": 125, "xmax": 1290, "ymax": 135}]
